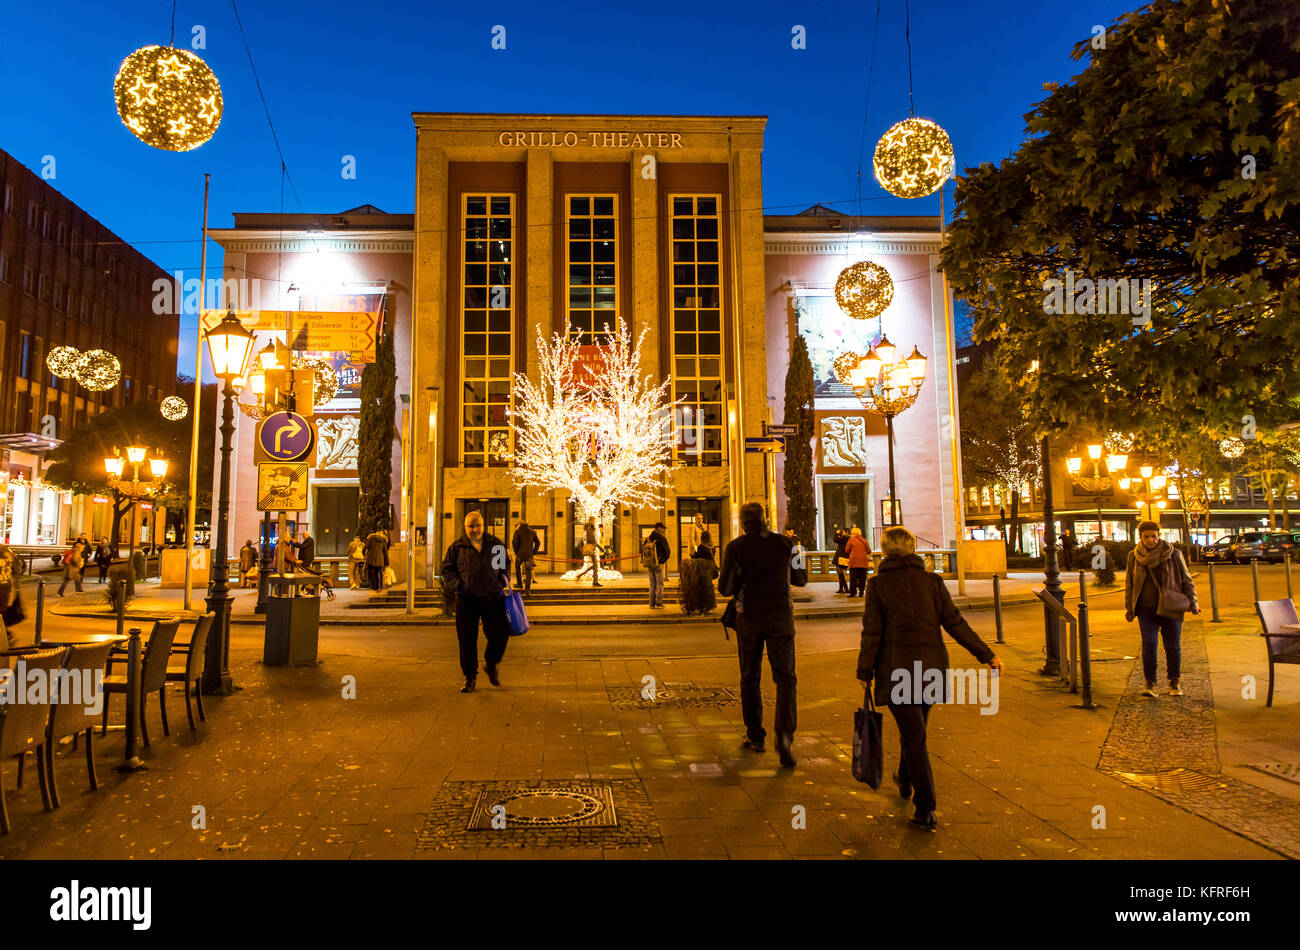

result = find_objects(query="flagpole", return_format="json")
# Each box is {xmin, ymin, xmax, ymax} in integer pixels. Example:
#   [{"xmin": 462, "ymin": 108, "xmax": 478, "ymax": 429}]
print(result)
[{"xmin": 184, "ymin": 174, "xmax": 211, "ymax": 610}]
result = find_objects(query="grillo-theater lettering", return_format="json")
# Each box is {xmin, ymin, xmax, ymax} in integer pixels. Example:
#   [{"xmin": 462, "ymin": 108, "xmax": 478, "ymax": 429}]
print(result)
[{"xmin": 497, "ymin": 130, "xmax": 683, "ymax": 149}]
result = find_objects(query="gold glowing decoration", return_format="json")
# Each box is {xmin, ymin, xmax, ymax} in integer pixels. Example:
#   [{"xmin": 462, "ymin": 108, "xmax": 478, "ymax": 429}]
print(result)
[
  {"xmin": 832, "ymin": 351, "xmax": 864, "ymax": 384},
  {"xmin": 293, "ymin": 357, "xmax": 339, "ymax": 408},
  {"xmin": 113, "ymin": 45, "xmax": 223, "ymax": 152},
  {"xmin": 834, "ymin": 261, "xmax": 894, "ymax": 321},
  {"xmin": 1219, "ymin": 437, "xmax": 1245, "ymax": 459},
  {"xmin": 1105, "ymin": 431, "xmax": 1135, "ymax": 455},
  {"xmin": 160, "ymin": 396, "xmax": 188, "ymax": 421},
  {"xmin": 74, "ymin": 349, "xmax": 122, "ymax": 391},
  {"xmin": 46, "ymin": 346, "xmax": 81, "ymax": 378},
  {"xmin": 873, "ymin": 117, "xmax": 955, "ymax": 199}
]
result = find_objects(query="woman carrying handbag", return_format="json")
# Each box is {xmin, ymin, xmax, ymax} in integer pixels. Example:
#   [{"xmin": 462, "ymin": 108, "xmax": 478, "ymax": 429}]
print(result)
[{"xmin": 1124, "ymin": 521, "xmax": 1198, "ymax": 697}]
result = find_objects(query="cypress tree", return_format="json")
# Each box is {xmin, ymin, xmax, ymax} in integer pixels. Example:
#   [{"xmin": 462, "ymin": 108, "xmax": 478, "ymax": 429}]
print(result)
[
  {"xmin": 782, "ymin": 333, "xmax": 816, "ymax": 544},
  {"xmin": 357, "ymin": 329, "xmax": 396, "ymax": 537}
]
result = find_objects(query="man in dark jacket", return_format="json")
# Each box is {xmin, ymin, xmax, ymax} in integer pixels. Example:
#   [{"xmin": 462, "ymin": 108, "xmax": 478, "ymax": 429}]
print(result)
[
  {"xmin": 857, "ymin": 525, "xmax": 1002, "ymax": 829},
  {"xmin": 646, "ymin": 522, "xmax": 671, "ymax": 607},
  {"xmin": 295, "ymin": 530, "xmax": 316, "ymax": 572},
  {"xmin": 441, "ymin": 511, "xmax": 511, "ymax": 693},
  {"xmin": 364, "ymin": 530, "xmax": 389, "ymax": 590},
  {"xmin": 511, "ymin": 520, "xmax": 540, "ymax": 595},
  {"xmin": 718, "ymin": 502, "xmax": 807, "ymax": 767}
]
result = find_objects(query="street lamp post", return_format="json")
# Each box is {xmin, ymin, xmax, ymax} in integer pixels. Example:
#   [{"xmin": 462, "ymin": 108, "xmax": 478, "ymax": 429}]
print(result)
[
  {"xmin": 202, "ymin": 309, "xmax": 254, "ymax": 694},
  {"xmin": 1066, "ymin": 443, "xmax": 1128, "ymax": 543},
  {"xmin": 1041, "ymin": 434, "xmax": 1064, "ymax": 675},
  {"xmin": 105, "ymin": 450, "xmax": 168, "ymax": 570}
]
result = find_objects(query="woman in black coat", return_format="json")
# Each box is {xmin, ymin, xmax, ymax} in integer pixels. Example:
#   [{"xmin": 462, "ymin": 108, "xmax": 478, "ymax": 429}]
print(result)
[
  {"xmin": 679, "ymin": 532, "xmax": 718, "ymax": 615},
  {"xmin": 833, "ymin": 529, "xmax": 850, "ymax": 594},
  {"xmin": 856, "ymin": 526, "xmax": 1002, "ymax": 829}
]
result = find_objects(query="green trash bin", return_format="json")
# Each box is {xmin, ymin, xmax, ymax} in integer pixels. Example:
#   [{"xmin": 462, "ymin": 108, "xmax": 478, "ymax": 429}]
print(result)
[{"xmin": 264, "ymin": 573, "xmax": 320, "ymax": 666}]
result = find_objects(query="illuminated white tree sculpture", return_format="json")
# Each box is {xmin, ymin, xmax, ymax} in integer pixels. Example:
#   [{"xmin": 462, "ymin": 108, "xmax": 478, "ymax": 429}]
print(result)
[{"xmin": 510, "ymin": 324, "xmax": 677, "ymax": 578}]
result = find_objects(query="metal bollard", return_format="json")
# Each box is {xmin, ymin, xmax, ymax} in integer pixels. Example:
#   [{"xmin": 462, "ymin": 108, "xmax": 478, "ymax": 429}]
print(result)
[
  {"xmin": 993, "ymin": 574, "xmax": 1005, "ymax": 644},
  {"xmin": 1252, "ymin": 558, "xmax": 1261, "ymax": 603},
  {"xmin": 116, "ymin": 626, "xmax": 146, "ymax": 772},
  {"xmin": 1287, "ymin": 554, "xmax": 1294, "ymax": 601},
  {"xmin": 1078, "ymin": 600, "xmax": 1094, "ymax": 708},
  {"xmin": 1209, "ymin": 562, "xmax": 1222, "ymax": 622},
  {"xmin": 115, "ymin": 593, "xmax": 126, "ymax": 640},
  {"xmin": 34, "ymin": 579, "xmax": 45, "ymax": 646},
  {"xmin": 1079, "ymin": 570, "xmax": 1088, "ymax": 604}
]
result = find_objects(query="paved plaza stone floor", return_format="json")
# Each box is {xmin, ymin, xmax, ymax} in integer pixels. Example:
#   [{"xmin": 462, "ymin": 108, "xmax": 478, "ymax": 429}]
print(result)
[{"xmin": 3, "ymin": 565, "xmax": 1298, "ymax": 860}]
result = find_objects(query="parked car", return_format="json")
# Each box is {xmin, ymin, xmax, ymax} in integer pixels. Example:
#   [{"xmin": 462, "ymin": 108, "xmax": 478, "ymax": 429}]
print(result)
[
  {"xmin": 1235, "ymin": 531, "xmax": 1269, "ymax": 561},
  {"xmin": 1263, "ymin": 532, "xmax": 1300, "ymax": 563},
  {"xmin": 1203, "ymin": 536, "xmax": 1240, "ymax": 564}
]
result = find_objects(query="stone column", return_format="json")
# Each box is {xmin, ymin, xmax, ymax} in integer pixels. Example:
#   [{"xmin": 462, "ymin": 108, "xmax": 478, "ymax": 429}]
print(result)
[{"xmin": 413, "ymin": 141, "xmax": 448, "ymax": 556}]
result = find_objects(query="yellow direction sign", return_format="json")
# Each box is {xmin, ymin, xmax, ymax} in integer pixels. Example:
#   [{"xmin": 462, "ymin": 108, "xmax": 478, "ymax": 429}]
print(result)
[{"xmin": 257, "ymin": 463, "xmax": 308, "ymax": 511}]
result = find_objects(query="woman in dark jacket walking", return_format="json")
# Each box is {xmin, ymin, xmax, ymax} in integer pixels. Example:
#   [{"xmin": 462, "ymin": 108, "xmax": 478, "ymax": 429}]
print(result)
[
  {"xmin": 1124, "ymin": 521, "xmax": 1198, "ymax": 697},
  {"xmin": 857, "ymin": 526, "xmax": 1002, "ymax": 829}
]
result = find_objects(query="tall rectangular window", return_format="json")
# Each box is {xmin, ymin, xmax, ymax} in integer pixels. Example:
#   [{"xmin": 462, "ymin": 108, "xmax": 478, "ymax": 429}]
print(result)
[
  {"xmin": 669, "ymin": 195, "xmax": 724, "ymax": 466},
  {"xmin": 18, "ymin": 332, "xmax": 31, "ymax": 378},
  {"xmin": 565, "ymin": 194, "xmax": 618, "ymax": 344},
  {"xmin": 460, "ymin": 193, "xmax": 513, "ymax": 468}
]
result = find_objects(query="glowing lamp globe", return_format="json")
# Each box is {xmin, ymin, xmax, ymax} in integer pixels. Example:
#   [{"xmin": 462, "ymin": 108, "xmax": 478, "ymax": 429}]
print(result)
[
  {"xmin": 873, "ymin": 117, "xmax": 955, "ymax": 199},
  {"xmin": 113, "ymin": 45, "xmax": 223, "ymax": 152},
  {"xmin": 834, "ymin": 261, "xmax": 894, "ymax": 321},
  {"xmin": 1219, "ymin": 437, "xmax": 1245, "ymax": 459},
  {"xmin": 160, "ymin": 396, "xmax": 188, "ymax": 421},
  {"xmin": 47, "ymin": 346, "xmax": 81, "ymax": 378},
  {"xmin": 74, "ymin": 349, "xmax": 122, "ymax": 391}
]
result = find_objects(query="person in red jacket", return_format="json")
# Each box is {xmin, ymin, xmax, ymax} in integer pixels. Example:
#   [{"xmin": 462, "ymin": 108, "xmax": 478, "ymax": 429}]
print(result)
[{"xmin": 845, "ymin": 527, "xmax": 872, "ymax": 596}]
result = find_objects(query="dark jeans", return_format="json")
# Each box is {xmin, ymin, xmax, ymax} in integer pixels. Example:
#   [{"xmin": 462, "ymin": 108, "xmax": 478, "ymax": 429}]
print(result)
[
  {"xmin": 455, "ymin": 593, "xmax": 510, "ymax": 679},
  {"xmin": 736, "ymin": 616, "xmax": 796, "ymax": 744},
  {"xmin": 1136, "ymin": 607, "xmax": 1182, "ymax": 683},
  {"xmin": 98, "ymin": 563, "xmax": 110, "ymax": 583},
  {"xmin": 849, "ymin": 567, "xmax": 868, "ymax": 596},
  {"xmin": 366, "ymin": 564, "xmax": 382, "ymax": 590},
  {"xmin": 515, "ymin": 560, "xmax": 534, "ymax": 595},
  {"xmin": 889, "ymin": 701, "xmax": 936, "ymax": 813}
]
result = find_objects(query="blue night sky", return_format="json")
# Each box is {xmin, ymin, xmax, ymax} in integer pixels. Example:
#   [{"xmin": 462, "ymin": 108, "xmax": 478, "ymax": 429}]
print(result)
[{"xmin": 1, "ymin": 0, "xmax": 1137, "ymax": 376}]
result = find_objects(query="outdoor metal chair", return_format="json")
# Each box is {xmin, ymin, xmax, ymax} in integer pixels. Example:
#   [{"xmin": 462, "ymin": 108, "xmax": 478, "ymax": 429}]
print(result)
[
  {"xmin": 1254, "ymin": 599, "xmax": 1300, "ymax": 707},
  {"xmin": 47, "ymin": 641, "xmax": 116, "ymax": 806},
  {"xmin": 101, "ymin": 619, "xmax": 181, "ymax": 746},
  {"xmin": 0, "ymin": 646, "xmax": 68, "ymax": 834},
  {"xmin": 166, "ymin": 614, "xmax": 213, "ymax": 731}
]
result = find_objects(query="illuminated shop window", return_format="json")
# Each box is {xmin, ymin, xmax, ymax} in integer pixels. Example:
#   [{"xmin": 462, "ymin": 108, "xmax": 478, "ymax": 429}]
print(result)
[
  {"xmin": 461, "ymin": 193, "xmax": 513, "ymax": 468},
  {"xmin": 669, "ymin": 195, "xmax": 723, "ymax": 467},
  {"xmin": 565, "ymin": 195, "xmax": 618, "ymax": 344}
]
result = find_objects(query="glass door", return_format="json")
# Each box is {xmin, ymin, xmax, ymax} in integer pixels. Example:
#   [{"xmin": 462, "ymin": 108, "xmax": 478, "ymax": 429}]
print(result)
[{"xmin": 822, "ymin": 480, "xmax": 868, "ymax": 549}]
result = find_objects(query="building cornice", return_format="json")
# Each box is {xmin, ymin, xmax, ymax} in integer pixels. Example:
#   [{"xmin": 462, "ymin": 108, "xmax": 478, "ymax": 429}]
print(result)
[
  {"xmin": 207, "ymin": 229, "xmax": 414, "ymax": 254},
  {"xmin": 765, "ymin": 232, "xmax": 940, "ymax": 255}
]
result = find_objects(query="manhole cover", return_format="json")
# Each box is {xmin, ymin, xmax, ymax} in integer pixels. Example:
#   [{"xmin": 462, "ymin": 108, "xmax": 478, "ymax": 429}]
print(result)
[
  {"xmin": 607, "ymin": 682, "xmax": 752, "ymax": 709},
  {"xmin": 1246, "ymin": 762, "xmax": 1300, "ymax": 786},
  {"xmin": 467, "ymin": 785, "xmax": 617, "ymax": 829},
  {"xmin": 1113, "ymin": 768, "xmax": 1227, "ymax": 793}
]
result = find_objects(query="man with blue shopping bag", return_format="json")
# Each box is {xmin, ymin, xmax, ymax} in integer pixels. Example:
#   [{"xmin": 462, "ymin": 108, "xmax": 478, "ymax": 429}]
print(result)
[{"xmin": 441, "ymin": 511, "xmax": 512, "ymax": 693}]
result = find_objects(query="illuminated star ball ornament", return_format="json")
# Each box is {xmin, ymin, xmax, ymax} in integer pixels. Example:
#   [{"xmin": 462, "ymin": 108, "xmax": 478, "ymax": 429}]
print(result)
[
  {"xmin": 113, "ymin": 45, "xmax": 223, "ymax": 151},
  {"xmin": 160, "ymin": 396, "xmax": 189, "ymax": 421},
  {"xmin": 1219, "ymin": 437, "xmax": 1245, "ymax": 460},
  {"xmin": 873, "ymin": 117, "xmax": 955, "ymax": 199},
  {"xmin": 46, "ymin": 346, "xmax": 82, "ymax": 378},
  {"xmin": 74, "ymin": 349, "xmax": 122, "ymax": 391},
  {"xmin": 292, "ymin": 357, "xmax": 340, "ymax": 408},
  {"xmin": 834, "ymin": 261, "xmax": 894, "ymax": 321},
  {"xmin": 832, "ymin": 351, "xmax": 864, "ymax": 384}
]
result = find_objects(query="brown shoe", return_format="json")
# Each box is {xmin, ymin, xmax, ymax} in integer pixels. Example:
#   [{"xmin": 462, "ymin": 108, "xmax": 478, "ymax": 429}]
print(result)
[{"xmin": 1168, "ymin": 679, "xmax": 1183, "ymax": 696}]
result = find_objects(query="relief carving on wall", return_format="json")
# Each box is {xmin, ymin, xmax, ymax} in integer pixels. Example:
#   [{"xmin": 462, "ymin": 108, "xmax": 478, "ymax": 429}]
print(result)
[
  {"xmin": 819, "ymin": 415, "xmax": 869, "ymax": 469},
  {"xmin": 316, "ymin": 416, "xmax": 360, "ymax": 471}
]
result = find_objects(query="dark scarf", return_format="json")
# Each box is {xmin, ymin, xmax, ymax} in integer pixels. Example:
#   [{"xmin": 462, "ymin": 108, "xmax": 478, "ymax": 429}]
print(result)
[{"xmin": 1133, "ymin": 539, "xmax": 1172, "ymax": 570}]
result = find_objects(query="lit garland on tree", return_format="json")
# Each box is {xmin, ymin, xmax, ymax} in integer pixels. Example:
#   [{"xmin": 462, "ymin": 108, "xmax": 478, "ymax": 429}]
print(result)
[{"xmin": 509, "ymin": 324, "xmax": 677, "ymax": 580}]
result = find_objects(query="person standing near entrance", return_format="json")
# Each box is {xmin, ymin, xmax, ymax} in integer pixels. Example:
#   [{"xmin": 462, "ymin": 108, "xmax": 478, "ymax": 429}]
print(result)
[
  {"xmin": 1124, "ymin": 521, "xmax": 1198, "ymax": 697},
  {"xmin": 846, "ymin": 527, "xmax": 872, "ymax": 596},
  {"xmin": 718, "ymin": 502, "xmax": 806, "ymax": 767},
  {"xmin": 441, "ymin": 511, "xmax": 511, "ymax": 693},
  {"xmin": 574, "ymin": 516, "xmax": 603, "ymax": 588},
  {"xmin": 644, "ymin": 522, "xmax": 670, "ymax": 608},
  {"xmin": 347, "ymin": 535, "xmax": 365, "ymax": 590},
  {"xmin": 296, "ymin": 529, "xmax": 316, "ymax": 572},
  {"xmin": 688, "ymin": 512, "xmax": 706, "ymax": 556},
  {"xmin": 238, "ymin": 539, "xmax": 258, "ymax": 588},
  {"xmin": 833, "ymin": 528, "xmax": 851, "ymax": 594},
  {"xmin": 511, "ymin": 520, "xmax": 540, "ymax": 597},
  {"xmin": 364, "ymin": 529, "xmax": 388, "ymax": 590}
]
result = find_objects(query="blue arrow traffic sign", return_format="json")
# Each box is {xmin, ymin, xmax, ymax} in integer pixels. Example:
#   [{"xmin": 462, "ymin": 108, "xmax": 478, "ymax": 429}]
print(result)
[{"xmin": 258, "ymin": 411, "xmax": 316, "ymax": 463}]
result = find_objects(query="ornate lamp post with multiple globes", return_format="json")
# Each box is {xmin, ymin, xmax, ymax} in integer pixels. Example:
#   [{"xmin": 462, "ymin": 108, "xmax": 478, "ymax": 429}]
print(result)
[
  {"xmin": 1066, "ymin": 443, "xmax": 1128, "ymax": 541},
  {"xmin": 834, "ymin": 337, "xmax": 927, "ymax": 526},
  {"xmin": 104, "ymin": 447, "xmax": 167, "ymax": 563},
  {"xmin": 202, "ymin": 309, "xmax": 254, "ymax": 693}
]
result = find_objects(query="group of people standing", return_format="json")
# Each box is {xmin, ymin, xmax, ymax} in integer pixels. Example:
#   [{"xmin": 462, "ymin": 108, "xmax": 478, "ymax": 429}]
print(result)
[
  {"xmin": 833, "ymin": 526, "xmax": 874, "ymax": 596},
  {"xmin": 57, "ymin": 535, "xmax": 115, "ymax": 595}
]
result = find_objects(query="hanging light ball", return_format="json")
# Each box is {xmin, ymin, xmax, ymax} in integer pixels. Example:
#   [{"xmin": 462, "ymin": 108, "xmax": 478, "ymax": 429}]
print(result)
[
  {"xmin": 113, "ymin": 45, "xmax": 223, "ymax": 152},
  {"xmin": 873, "ymin": 117, "xmax": 955, "ymax": 199},
  {"xmin": 160, "ymin": 396, "xmax": 189, "ymax": 421},
  {"xmin": 832, "ymin": 351, "xmax": 864, "ymax": 383},
  {"xmin": 46, "ymin": 346, "xmax": 81, "ymax": 378},
  {"xmin": 1105, "ymin": 431, "xmax": 1135, "ymax": 454},
  {"xmin": 834, "ymin": 261, "xmax": 894, "ymax": 321},
  {"xmin": 73, "ymin": 349, "xmax": 122, "ymax": 391},
  {"xmin": 1219, "ymin": 437, "xmax": 1245, "ymax": 459},
  {"xmin": 293, "ymin": 357, "xmax": 339, "ymax": 407}
]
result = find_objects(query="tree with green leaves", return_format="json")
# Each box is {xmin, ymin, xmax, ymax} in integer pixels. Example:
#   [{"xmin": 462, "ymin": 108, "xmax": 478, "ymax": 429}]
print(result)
[
  {"xmin": 357, "ymin": 329, "xmax": 396, "ymax": 537},
  {"xmin": 941, "ymin": 0, "xmax": 1300, "ymax": 449},
  {"xmin": 782, "ymin": 334, "xmax": 816, "ymax": 544}
]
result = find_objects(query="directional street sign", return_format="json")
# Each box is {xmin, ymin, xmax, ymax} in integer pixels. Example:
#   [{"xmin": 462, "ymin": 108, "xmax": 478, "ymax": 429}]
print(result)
[
  {"xmin": 744, "ymin": 436, "xmax": 785, "ymax": 453},
  {"xmin": 764, "ymin": 423, "xmax": 798, "ymax": 436},
  {"xmin": 256, "ymin": 411, "xmax": 316, "ymax": 465}
]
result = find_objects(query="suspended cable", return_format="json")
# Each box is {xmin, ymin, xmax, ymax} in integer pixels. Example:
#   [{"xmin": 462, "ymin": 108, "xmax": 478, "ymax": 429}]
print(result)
[
  {"xmin": 854, "ymin": 0, "xmax": 883, "ymax": 220},
  {"xmin": 905, "ymin": 0, "xmax": 915, "ymax": 116}
]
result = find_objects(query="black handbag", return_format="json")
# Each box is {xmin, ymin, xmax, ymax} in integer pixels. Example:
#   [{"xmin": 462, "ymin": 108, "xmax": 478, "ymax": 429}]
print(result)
[
  {"xmin": 852, "ymin": 686, "xmax": 884, "ymax": 788},
  {"xmin": 3, "ymin": 592, "xmax": 26, "ymax": 627},
  {"xmin": 720, "ymin": 597, "xmax": 738, "ymax": 640}
]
